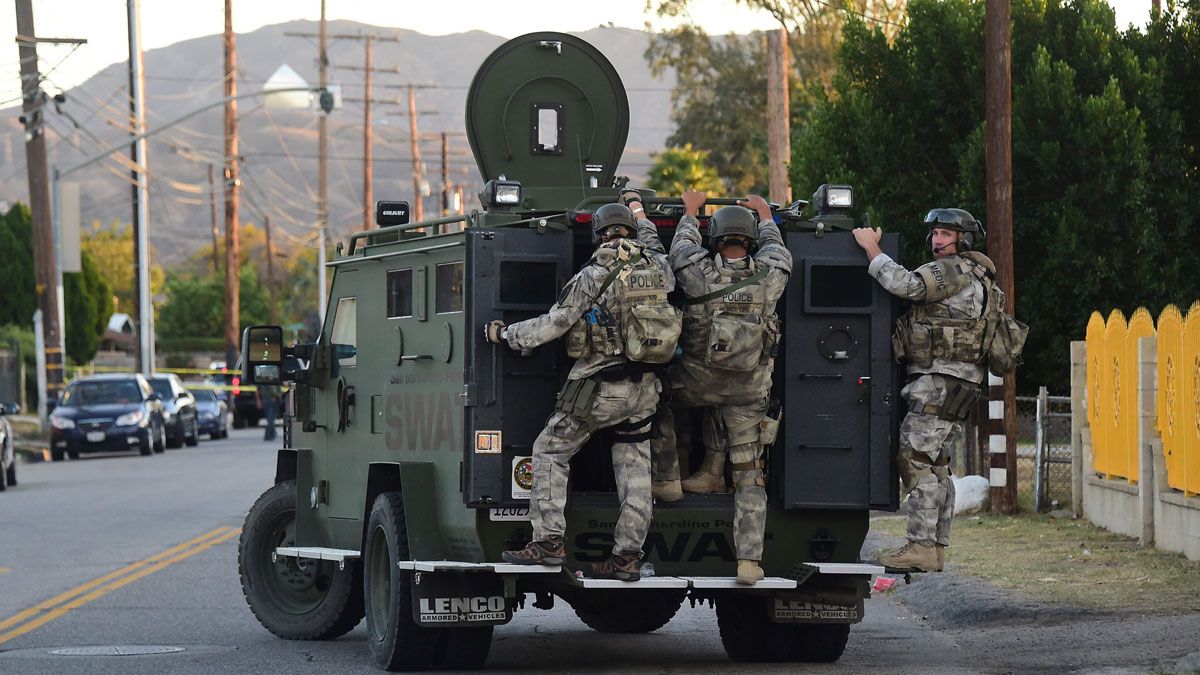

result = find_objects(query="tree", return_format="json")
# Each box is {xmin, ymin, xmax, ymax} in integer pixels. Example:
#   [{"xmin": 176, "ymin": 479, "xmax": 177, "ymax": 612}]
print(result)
[
  {"xmin": 0, "ymin": 204, "xmax": 109, "ymax": 364},
  {"xmin": 646, "ymin": 144, "xmax": 724, "ymax": 195},
  {"xmin": 791, "ymin": 0, "xmax": 1199, "ymax": 391},
  {"xmin": 63, "ymin": 253, "xmax": 112, "ymax": 365},
  {"xmin": 157, "ymin": 265, "xmax": 269, "ymax": 341},
  {"xmin": 646, "ymin": 27, "xmax": 770, "ymax": 194},
  {"xmin": 83, "ymin": 220, "xmax": 164, "ymax": 315},
  {"xmin": 644, "ymin": 1, "xmax": 908, "ymax": 194},
  {"xmin": 0, "ymin": 204, "xmax": 37, "ymax": 326}
]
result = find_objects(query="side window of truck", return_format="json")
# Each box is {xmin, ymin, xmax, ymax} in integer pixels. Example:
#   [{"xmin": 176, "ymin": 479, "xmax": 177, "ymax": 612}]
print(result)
[
  {"xmin": 387, "ymin": 269, "xmax": 413, "ymax": 318},
  {"xmin": 330, "ymin": 296, "xmax": 357, "ymax": 367},
  {"xmin": 435, "ymin": 262, "xmax": 464, "ymax": 314}
]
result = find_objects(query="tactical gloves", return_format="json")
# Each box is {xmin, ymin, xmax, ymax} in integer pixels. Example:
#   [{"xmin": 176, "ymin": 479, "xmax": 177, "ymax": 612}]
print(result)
[{"xmin": 484, "ymin": 320, "xmax": 507, "ymax": 344}]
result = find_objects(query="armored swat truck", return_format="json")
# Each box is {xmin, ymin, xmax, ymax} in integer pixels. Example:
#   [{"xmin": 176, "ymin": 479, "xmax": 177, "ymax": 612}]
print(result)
[{"xmin": 237, "ymin": 32, "xmax": 902, "ymax": 670}]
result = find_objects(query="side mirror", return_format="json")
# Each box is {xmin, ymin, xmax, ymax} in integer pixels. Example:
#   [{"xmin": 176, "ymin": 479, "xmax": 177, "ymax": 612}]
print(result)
[{"xmin": 242, "ymin": 325, "xmax": 284, "ymax": 385}]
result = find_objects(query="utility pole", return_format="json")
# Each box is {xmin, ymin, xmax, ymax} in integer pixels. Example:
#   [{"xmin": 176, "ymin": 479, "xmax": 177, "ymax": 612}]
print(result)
[
  {"xmin": 208, "ymin": 163, "xmax": 219, "ymax": 273},
  {"xmin": 765, "ymin": 27, "xmax": 791, "ymax": 204},
  {"xmin": 986, "ymin": 0, "xmax": 1017, "ymax": 513},
  {"xmin": 265, "ymin": 215, "xmax": 277, "ymax": 325},
  {"xmin": 408, "ymin": 84, "xmax": 424, "ymax": 221},
  {"xmin": 330, "ymin": 33, "xmax": 403, "ymax": 231},
  {"xmin": 13, "ymin": 0, "xmax": 83, "ymax": 418},
  {"xmin": 441, "ymin": 131, "xmax": 449, "ymax": 216},
  {"xmin": 362, "ymin": 34, "xmax": 372, "ymax": 231},
  {"xmin": 222, "ymin": 0, "xmax": 240, "ymax": 366},
  {"xmin": 317, "ymin": 1, "xmax": 328, "ymax": 326},
  {"xmin": 127, "ymin": 0, "xmax": 153, "ymax": 374}
]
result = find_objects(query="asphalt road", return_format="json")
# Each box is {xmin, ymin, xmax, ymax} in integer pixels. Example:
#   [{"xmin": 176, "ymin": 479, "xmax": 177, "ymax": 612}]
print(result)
[{"xmin": 0, "ymin": 428, "xmax": 1191, "ymax": 674}]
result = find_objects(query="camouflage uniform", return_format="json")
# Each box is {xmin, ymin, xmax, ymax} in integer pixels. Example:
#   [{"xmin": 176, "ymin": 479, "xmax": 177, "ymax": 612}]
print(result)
[
  {"xmin": 652, "ymin": 213, "xmax": 792, "ymax": 561},
  {"xmin": 868, "ymin": 251, "xmax": 989, "ymax": 547},
  {"xmin": 504, "ymin": 219, "xmax": 673, "ymax": 555}
]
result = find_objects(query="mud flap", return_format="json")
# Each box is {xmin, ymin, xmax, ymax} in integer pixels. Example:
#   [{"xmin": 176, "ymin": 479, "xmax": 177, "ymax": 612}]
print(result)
[{"xmin": 411, "ymin": 572, "xmax": 511, "ymax": 627}]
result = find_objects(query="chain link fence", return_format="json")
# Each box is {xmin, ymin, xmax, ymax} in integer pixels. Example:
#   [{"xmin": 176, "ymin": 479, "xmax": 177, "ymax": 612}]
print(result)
[{"xmin": 953, "ymin": 388, "xmax": 1071, "ymax": 513}]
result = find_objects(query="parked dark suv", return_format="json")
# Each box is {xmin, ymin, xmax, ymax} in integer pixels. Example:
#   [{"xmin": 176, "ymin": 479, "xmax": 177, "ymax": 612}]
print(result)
[
  {"xmin": 49, "ymin": 374, "xmax": 166, "ymax": 460},
  {"xmin": 146, "ymin": 374, "xmax": 199, "ymax": 448}
]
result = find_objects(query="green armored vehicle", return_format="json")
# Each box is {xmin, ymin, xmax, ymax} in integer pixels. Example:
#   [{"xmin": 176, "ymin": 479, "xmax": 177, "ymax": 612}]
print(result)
[{"xmin": 237, "ymin": 32, "xmax": 902, "ymax": 670}]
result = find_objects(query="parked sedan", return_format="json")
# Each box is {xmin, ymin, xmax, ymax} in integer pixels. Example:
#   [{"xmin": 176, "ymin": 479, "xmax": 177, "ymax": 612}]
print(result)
[
  {"xmin": 49, "ymin": 374, "xmax": 166, "ymax": 460},
  {"xmin": 147, "ymin": 374, "xmax": 199, "ymax": 448},
  {"xmin": 0, "ymin": 403, "xmax": 16, "ymax": 490},
  {"xmin": 190, "ymin": 387, "xmax": 229, "ymax": 440}
]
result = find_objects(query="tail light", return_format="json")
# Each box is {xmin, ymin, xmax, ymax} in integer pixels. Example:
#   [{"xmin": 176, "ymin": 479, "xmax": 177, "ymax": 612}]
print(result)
[{"xmin": 232, "ymin": 376, "xmax": 241, "ymax": 396}]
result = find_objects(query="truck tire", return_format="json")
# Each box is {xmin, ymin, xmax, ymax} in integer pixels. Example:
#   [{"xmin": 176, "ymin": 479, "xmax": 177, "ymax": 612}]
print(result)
[
  {"xmin": 715, "ymin": 594, "xmax": 797, "ymax": 663},
  {"xmin": 364, "ymin": 491, "xmax": 441, "ymax": 671},
  {"xmin": 238, "ymin": 481, "xmax": 364, "ymax": 640},
  {"xmin": 568, "ymin": 589, "xmax": 685, "ymax": 633},
  {"xmin": 233, "ymin": 411, "xmax": 246, "ymax": 429},
  {"xmin": 789, "ymin": 622, "xmax": 850, "ymax": 662},
  {"xmin": 363, "ymin": 491, "xmax": 495, "ymax": 671}
]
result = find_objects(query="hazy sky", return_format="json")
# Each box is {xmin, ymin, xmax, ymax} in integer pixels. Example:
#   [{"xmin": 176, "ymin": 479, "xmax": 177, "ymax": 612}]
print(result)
[{"xmin": 0, "ymin": 0, "xmax": 1155, "ymax": 105}]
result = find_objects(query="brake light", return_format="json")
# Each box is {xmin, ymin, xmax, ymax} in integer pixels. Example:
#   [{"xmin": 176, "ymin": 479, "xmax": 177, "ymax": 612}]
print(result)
[
  {"xmin": 572, "ymin": 212, "xmax": 593, "ymax": 224},
  {"xmin": 232, "ymin": 376, "xmax": 240, "ymax": 396}
]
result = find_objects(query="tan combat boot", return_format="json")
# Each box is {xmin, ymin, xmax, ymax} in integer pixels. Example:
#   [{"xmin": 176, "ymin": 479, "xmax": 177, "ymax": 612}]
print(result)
[
  {"xmin": 681, "ymin": 451, "xmax": 727, "ymax": 494},
  {"xmin": 875, "ymin": 542, "xmax": 939, "ymax": 573},
  {"xmin": 936, "ymin": 544, "xmax": 946, "ymax": 571},
  {"xmin": 736, "ymin": 559, "xmax": 764, "ymax": 585},
  {"xmin": 652, "ymin": 479, "xmax": 683, "ymax": 502}
]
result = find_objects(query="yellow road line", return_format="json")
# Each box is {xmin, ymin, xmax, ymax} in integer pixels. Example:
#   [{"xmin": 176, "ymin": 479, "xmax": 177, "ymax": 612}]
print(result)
[{"xmin": 0, "ymin": 527, "xmax": 240, "ymax": 644}]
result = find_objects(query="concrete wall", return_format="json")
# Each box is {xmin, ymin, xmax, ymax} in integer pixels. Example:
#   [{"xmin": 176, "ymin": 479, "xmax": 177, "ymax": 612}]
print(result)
[{"xmin": 1080, "ymin": 430, "xmax": 1145, "ymax": 541}]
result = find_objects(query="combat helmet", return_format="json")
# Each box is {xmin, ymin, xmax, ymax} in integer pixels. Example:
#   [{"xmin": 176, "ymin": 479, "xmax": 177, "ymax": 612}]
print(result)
[
  {"xmin": 592, "ymin": 203, "xmax": 635, "ymax": 243},
  {"xmin": 923, "ymin": 208, "xmax": 986, "ymax": 252},
  {"xmin": 708, "ymin": 205, "xmax": 759, "ymax": 253}
]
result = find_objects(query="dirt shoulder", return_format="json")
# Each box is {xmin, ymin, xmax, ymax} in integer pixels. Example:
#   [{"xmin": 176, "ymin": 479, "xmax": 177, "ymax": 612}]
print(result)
[{"xmin": 864, "ymin": 514, "xmax": 1200, "ymax": 672}]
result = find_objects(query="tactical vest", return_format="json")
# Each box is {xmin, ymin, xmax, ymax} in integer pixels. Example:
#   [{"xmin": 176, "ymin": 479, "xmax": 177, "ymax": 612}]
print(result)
[
  {"xmin": 564, "ymin": 239, "xmax": 682, "ymax": 364},
  {"xmin": 681, "ymin": 258, "xmax": 780, "ymax": 372},
  {"xmin": 894, "ymin": 252, "xmax": 1026, "ymax": 373}
]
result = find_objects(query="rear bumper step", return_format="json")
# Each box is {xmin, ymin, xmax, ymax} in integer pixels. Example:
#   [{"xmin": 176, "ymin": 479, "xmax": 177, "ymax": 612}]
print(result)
[{"xmin": 273, "ymin": 550, "xmax": 884, "ymax": 583}]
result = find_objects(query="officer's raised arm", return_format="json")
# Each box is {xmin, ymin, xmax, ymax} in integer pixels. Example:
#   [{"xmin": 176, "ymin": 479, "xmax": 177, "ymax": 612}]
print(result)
[
  {"xmin": 668, "ymin": 190, "xmax": 713, "ymax": 281},
  {"xmin": 741, "ymin": 194, "xmax": 792, "ymax": 275},
  {"xmin": 487, "ymin": 270, "xmax": 599, "ymax": 351},
  {"xmin": 621, "ymin": 190, "xmax": 666, "ymax": 255},
  {"xmin": 853, "ymin": 225, "xmax": 927, "ymax": 301}
]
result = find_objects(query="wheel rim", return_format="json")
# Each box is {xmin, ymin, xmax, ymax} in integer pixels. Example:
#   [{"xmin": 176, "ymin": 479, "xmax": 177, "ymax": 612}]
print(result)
[
  {"xmin": 254, "ymin": 511, "xmax": 336, "ymax": 614},
  {"xmin": 367, "ymin": 523, "xmax": 393, "ymax": 641}
]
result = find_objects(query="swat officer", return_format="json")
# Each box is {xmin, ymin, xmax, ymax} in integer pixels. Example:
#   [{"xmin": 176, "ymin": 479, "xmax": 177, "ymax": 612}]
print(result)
[
  {"xmin": 637, "ymin": 190, "xmax": 792, "ymax": 585},
  {"xmin": 486, "ymin": 202, "xmax": 676, "ymax": 581},
  {"xmin": 852, "ymin": 208, "xmax": 992, "ymax": 573}
]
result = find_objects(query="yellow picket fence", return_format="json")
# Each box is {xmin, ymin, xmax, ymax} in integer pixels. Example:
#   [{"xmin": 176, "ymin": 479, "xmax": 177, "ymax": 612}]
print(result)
[{"xmin": 1086, "ymin": 304, "xmax": 1200, "ymax": 494}]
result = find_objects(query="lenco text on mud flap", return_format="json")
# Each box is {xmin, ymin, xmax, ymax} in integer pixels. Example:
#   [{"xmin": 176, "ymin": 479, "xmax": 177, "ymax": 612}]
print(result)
[
  {"xmin": 771, "ymin": 597, "xmax": 863, "ymax": 624},
  {"xmin": 412, "ymin": 572, "xmax": 510, "ymax": 627}
]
